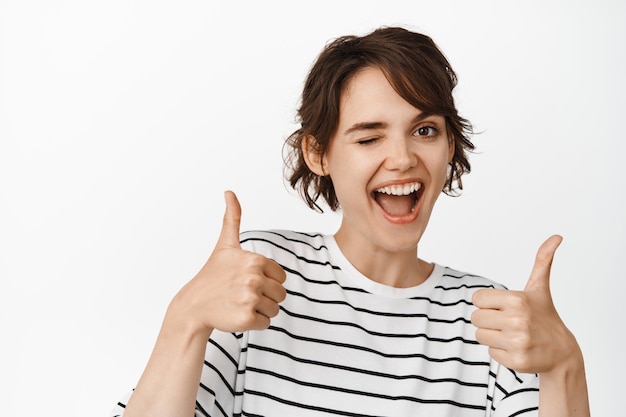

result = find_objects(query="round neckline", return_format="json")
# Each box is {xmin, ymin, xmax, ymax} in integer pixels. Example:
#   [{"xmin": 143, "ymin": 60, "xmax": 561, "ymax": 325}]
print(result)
[{"xmin": 323, "ymin": 234, "xmax": 443, "ymax": 299}]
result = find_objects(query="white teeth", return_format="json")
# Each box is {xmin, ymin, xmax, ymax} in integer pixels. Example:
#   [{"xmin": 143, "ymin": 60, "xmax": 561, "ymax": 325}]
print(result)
[{"xmin": 375, "ymin": 182, "xmax": 421, "ymax": 196}]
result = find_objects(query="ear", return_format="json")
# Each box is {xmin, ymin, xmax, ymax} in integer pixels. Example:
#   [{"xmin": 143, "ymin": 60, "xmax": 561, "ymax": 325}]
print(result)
[{"xmin": 302, "ymin": 135, "xmax": 327, "ymax": 176}]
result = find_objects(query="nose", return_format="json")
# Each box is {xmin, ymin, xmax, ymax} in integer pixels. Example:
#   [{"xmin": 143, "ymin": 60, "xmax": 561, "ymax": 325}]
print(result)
[{"xmin": 383, "ymin": 137, "xmax": 417, "ymax": 171}]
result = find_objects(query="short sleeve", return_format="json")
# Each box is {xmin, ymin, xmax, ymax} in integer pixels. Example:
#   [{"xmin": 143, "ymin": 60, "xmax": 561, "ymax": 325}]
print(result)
[
  {"xmin": 109, "ymin": 390, "xmax": 132, "ymax": 416},
  {"xmin": 490, "ymin": 361, "xmax": 539, "ymax": 417},
  {"xmin": 195, "ymin": 330, "xmax": 247, "ymax": 416}
]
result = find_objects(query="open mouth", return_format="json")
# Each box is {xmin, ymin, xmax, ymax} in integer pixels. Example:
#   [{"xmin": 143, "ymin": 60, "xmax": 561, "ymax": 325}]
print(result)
[{"xmin": 373, "ymin": 182, "xmax": 423, "ymax": 218}]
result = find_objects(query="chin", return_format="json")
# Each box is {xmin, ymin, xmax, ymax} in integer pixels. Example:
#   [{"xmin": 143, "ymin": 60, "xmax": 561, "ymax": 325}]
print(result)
[{"xmin": 374, "ymin": 227, "xmax": 424, "ymax": 254}]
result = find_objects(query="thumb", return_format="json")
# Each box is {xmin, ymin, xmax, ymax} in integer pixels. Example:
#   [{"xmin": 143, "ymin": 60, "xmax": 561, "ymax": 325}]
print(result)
[
  {"xmin": 216, "ymin": 190, "xmax": 242, "ymax": 249},
  {"xmin": 524, "ymin": 234, "xmax": 563, "ymax": 292}
]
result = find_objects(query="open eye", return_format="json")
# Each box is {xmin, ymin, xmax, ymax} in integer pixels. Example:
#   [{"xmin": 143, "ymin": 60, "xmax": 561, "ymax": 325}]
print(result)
[{"xmin": 414, "ymin": 125, "xmax": 440, "ymax": 138}]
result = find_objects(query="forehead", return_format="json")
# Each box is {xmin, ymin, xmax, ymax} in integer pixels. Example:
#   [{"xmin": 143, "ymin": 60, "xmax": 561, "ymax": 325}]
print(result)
[{"xmin": 338, "ymin": 67, "xmax": 423, "ymax": 125}]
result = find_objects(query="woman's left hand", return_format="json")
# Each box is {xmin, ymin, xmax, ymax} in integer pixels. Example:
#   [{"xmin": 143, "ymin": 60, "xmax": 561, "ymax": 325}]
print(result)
[{"xmin": 470, "ymin": 235, "xmax": 580, "ymax": 374}]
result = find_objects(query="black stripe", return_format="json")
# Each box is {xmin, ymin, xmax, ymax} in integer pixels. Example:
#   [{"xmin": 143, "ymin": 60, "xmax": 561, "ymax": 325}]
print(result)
[
  {"xmin": 408, "ymin": 294, "xmax": 474, "ymax": 306},
  {"xmin": 244, "ymin": 386, "xmax": 486, "ymax": 414},
  {"xmin": 240, "ymin": 237, "xmax": 341, "ymax": 269},
  {"xmin": 508, "ymin": 368, "xmax": 537, "ymax": 384},
  {"xmin": 509, "ymin": 407, "xmax": 539, "ymax": 417},
  {"xmin": 286, "ymin": 288, "xmax": 472, "ymax": 323},
  {"xmin": 509, "ymin": 368, "xmax": 524, "ymax": 383},
  {"xmin": 494, "ymin": 380, "xmax": 509, "ymax": 397},
  {"xmin": 292, "ymin": 230, "xmax": 325, "ymax": 238},
  {"xmin": 281, "ymin": 264, "xmax": 368, "ymax": 293},
  {"xmin": 194, "ymin": 399, "xmax": 211, "ymax": 417},
  {"xmin": 278, "ymin": 305, "xmax": 480, "ymax": 344},
  {"xmin": 195, "ymin": 387, "xmax": 228, "ymax": 417},
  {"xmin": 202, "ymin": 361, "xmax": 236, "ymax": 396},
  {"xmin": 246, "ymin": 230, "xmax": 325, "ymax": 239},
  {"xmin": 244, "ymin": 389, "xmax": 379, "ymax": 416},
  {"xmin": 442, "ymin": 272, "xmax": 483, "ymax": 279},
  {"xmin": 243, "ymin": 230, "xmax": 327, "ymax": 251},
  {"xmin": 504, "ymin": 387, "xmax": 540, "ymax": 399},
  {"xmin": 212, "ymin": 400, "xmax": 229, "ymax": 417},
  {"xmin": 247, "ymin": 344, "xmax": 488, "ymax": 388},
  {"xmin": 268, "ymin": 325, "xmax": 489, "ymax": 366},
  {"xmin": 209, "ymin": 338, "xmax": 238, "ymax": 368},
  {"xmin": 241, "ymin": 411, "xmax": 264, "ymax": 417},
  {"xmin": 278, "ymin": 263, "xmax": 369, "ymax": 294},
  {"xmin": 435, "ymin": 283, "xmax": 496, "ymax": 291}
]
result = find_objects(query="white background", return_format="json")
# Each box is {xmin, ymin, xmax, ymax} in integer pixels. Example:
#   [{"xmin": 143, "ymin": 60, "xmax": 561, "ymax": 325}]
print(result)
[{"xmin": 1, "ymin": 1, "xmax": 624, "ymax": 415}]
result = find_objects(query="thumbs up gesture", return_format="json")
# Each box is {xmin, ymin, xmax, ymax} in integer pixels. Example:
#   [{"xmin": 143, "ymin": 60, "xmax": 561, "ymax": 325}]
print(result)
[
  {"xmin": 471, "ymin": 235, "xmax": 579, "ymax": 375},
  {"xmin": 168, "ymin": 191, "xmax": 287, "ymax": 335}
]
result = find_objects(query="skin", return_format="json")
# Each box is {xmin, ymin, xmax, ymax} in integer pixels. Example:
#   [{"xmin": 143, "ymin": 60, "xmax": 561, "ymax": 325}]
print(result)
[
  {"xmin": 472, "ymin": 235, "xmax": 590, "ymax": 416},
  {"xmin": 306, "ymin": 67, "xmax": 590, "ymax": 415},
  {"xmin": 124, "ymin": 191, "xmax": 287, "ymax": 417},
  {"xmin": 123, "ymin": 66, "xmax": 590, "ymax": 416},
  {"xmin": 303, "ymin": 67, "xmax": 454, "ymax": 288}
]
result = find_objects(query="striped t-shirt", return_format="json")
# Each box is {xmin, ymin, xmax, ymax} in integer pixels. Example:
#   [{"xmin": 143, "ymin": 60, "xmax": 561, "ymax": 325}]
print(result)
[{"xmin": 113, "ymin": 229, "xmax": 539, "ymax": 417}]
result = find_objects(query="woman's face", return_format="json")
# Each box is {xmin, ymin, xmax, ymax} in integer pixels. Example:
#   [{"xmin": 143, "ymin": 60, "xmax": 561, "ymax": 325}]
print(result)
[{"xmin": 318, "ymin": 66, "xmax": 454, "ymax": 255}]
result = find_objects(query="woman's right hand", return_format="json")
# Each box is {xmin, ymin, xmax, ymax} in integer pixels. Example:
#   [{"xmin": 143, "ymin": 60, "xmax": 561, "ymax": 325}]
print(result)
[
  {"xmin": 166, "ymin": 190, "xmax": 287, "ymax": 337},
  {"xmin": 123, "ymin": 191, "xmax": 286, "ymax": 417}
]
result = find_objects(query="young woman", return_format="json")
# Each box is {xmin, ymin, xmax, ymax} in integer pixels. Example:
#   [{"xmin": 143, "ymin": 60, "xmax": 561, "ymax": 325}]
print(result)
[{"xmin": 113, "ymin": 26, "xmax": 589, "ymax": 416}]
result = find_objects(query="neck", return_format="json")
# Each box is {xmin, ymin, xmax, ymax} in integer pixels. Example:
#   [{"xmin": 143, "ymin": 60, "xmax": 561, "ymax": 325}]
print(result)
[{"xmin": 334, "ymin": 226, "xmax": 433, "ymax": 288}]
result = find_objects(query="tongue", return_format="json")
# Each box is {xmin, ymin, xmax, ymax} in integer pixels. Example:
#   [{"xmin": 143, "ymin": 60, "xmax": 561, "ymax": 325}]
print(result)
[{"xmin": 375, "ymin": 193, "xmax": 414, "ymax": 216}]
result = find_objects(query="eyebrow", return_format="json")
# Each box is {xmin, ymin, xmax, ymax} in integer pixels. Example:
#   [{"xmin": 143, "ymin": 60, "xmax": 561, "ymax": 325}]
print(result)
[{"xmin": 342, "ymin": 112, "xmax": 436, "ymax": 135}]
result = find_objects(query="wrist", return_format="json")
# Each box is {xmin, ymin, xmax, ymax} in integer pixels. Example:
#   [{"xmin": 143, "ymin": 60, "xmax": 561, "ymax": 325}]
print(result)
[
  {"xmin": 163, "ymin": 294, "xmax": 214, "ymax": 344},
  {"xmin": 538, "ymin": 344, "xmax": 590, "ymax": 417},
  {"xmin": 540, "ymin": 338, "xmax": 586, "ymax": 386}
]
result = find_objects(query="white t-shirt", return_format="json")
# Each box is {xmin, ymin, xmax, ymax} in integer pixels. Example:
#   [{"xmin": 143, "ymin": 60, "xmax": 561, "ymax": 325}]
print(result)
[{"xmin": 112, "ymin": 229, "xmax": 539, "ymax": 417}]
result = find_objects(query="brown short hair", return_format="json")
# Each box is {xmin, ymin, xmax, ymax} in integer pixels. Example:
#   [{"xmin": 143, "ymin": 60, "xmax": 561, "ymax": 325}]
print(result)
[{"xmin": 284, "ymin": 26, "xmax": 474, "ymax": 212}]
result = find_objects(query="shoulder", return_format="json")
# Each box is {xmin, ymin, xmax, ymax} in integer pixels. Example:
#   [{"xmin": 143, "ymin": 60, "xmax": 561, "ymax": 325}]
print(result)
[
  {"xmin": 420, "ymin": 265, "xmax": 509, "ymax": 315},
  {"xmin": 240, "ymin": 229, "xmax": 328, "ymax": 259},
  {"xmin": 437, "ymin": 265, "xmax": 507, "ymax": 290},
  {"xmin": 240, "ymin": 229, "xmax": 325, "ymax": 247},
  {"xmin": 430, "ymin": 265, "xmax": 508, "ymax": 304}
]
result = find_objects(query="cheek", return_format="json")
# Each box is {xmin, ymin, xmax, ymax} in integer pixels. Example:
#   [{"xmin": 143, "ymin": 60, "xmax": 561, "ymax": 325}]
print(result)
[
  {"xmin": 327, "ymin": 157, "xmax": 374, "ymax": 202},
  {"xmin": 424, "ymin": 151, "xmax": 452, "ymax": 186}
]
